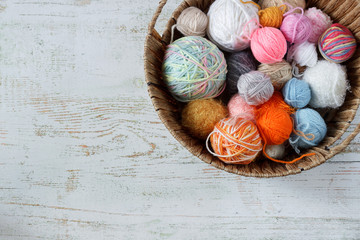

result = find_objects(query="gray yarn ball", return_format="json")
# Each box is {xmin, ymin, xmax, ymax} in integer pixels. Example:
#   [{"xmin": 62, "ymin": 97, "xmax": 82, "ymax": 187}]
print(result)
[{"xmin": 225, "ymin": 50, "xmax": 258, "ymax": 97}]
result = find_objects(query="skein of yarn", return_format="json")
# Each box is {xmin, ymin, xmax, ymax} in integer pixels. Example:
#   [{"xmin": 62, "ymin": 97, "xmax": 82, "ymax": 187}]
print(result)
[
  {"xmin": 257, "ymin": 60, "xmax": 292, "ymax": 90},
  {"xmin": 207, "ymin": 0, "xmax": 260, "ymax": 51},
  {"xmin": 228, "ymin": 94, "xmax": 256, "ymax": 119},
  {"xmin": 237, "ymin": 71, "xmax": 274, "ymax": 105},
  {"xmin": 287, "ymin": 41, "xmax": 318, "ymax": 67},
  {"xmin": 282, "ymin": 78, "xmax": 311, "ymax": 108},
  {"xmin": 265, "ymin": 144, "xmax": 286, "ymax": 159},
  {"xmin": 250, "ymin": 27, "xmax": 287, "ymax": 64},
  {"xmin": 258, "ymin": 5, "xmax": 286, "ymax": 28},
  {"xmin": 303, "ymin": 60, "xmax": 349, "ymax": 108},
  {"xmin": 258, "ymin": 0, "xmax": 306, "ymax": 12},
  {"xmin": 318, "ymin": 23, "xmax": 357, "ymax": 64},
  {"xmin": 163, "ymin": 36, "xmax": 227, "ymax": 102},
  {"xmin": 182, "ymin": 99, "xmax": 228, "ymax": 140},
  {"xmin": 304, "ymin": 7, "xmax": 332, "ymax": 43},
  {"xmin": 225, "ymin": 50, "xmax": 258, "ymax": 97},
  {"xmin": 280, "ymin": 9, "xmax": 312, "ymax": 44},
  {"xmin": 175, "ymin": 7, "xmax": 208, "ymax": 38},
  {"xmin": 290, "ymin": 108, "xmax": 327, "ymax": 153},
  {"xmin": 207, "ymin": 117, "xmax": 263, "ymax": 164}
]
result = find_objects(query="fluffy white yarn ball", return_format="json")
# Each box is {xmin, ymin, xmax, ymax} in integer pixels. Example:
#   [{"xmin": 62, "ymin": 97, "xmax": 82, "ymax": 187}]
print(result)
[
  {"xmin": 303, "ymin": 60, "xmax": 349, "ymax": 108},
  {"xmin": 207, "ymin": 0, "xmax": 260, "ymax": 52},
  {"xmin": 287, "ymin": 41, "xmax": 318, "ymax": 67},
  {"xmin": 265, "ymin": 144, "xmax": 286, "ymax": 159}
]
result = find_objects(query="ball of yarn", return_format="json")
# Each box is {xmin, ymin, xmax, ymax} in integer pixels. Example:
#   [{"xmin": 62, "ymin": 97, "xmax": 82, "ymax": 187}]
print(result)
[
  {"xmin": 225, "ymin": 50, "xmax": 258, "ymax": 97},
  {"xmin": 182, "ymin": 99, "xmax": 228, "ymax": 140},
  {"xmin": 257, "ymin": 60, "xmax": 292, "ymax": 90},
  {"xmin": 258, "ymin": 0, "xmax": 306, "ymax": 13},
  {"xmin": 280, "ymin": 13, "xmax": 312, "ymax": 44},
  {"xmin": 256, "ymin": 106, "xmax": 293, "ymax": 145},
  {"xmin": 250, "ymin": 27, "xmax": 287, "ymax": 64},
  {"xmin": 303, "ymin": 60, "xmax": 349, "ymax": 108},
  {"xmin": 175, "ymin": 7, "xmax": 208, "ymax": 37},
  {"xmin": 265, "ymin": 144, "xmax": 286, "ymax": 159},
  {"xmin": 304, "ymin": 7, "xmax": 332, "ymax": 43},
  {"xmin": 318, "ymin": 23, "xmax": 357, "ymax": 64},
  {"xmin": 163, "ymin": 36, "xmax": 227, "ymax": 102},
  {"xmin": 228, "ymin": 94, "xmax": 256, "ymax": 119},
  {"xmin": 207, "ymin": 0, "xmax": 260, "ymax": 52},
  {"xmin": 258, "ymin": 91, "xmax": 295, "ymax": 114},
  {"xmin": 207, "ymin": 117, "xmax": 263, "ymax": 164},
  {"xmin": 290, "ymin": 108, "xmax": 327, "ymax": 153},
  {"xmin": 258, "ymin": 6, "xmax": 286, "ymax": 28},
  {"xmin": 287, "ymin": 41, "xmax": 318, "ymax": 67},
  {"xmin": 237, "ymin": 71, "xmax": 274, "ymax": 105},
  {"xmin": 282, "ymin": 78, "xmax": 311, "ymax": 108}
]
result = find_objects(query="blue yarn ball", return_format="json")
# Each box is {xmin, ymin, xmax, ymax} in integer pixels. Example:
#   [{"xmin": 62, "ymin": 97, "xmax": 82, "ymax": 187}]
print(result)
[
  {"xmin": 290, "ymin": 108, "xmax": 327, "ymax": 154},
  {"xmin": 282, "ymin": 78, "xmax": 311, "ymax": 108}
]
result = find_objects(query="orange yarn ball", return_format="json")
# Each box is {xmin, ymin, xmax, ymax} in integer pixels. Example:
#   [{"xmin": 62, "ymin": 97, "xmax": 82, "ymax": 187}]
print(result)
[
  {"xmin": 259, "ymin": 6, "xmax": 286, "ymax": 28},
  {"xmin": 207, "ymin": 117, "xmax": 263, "ymax": 164},
  {"xmin": 256, "ymin": 106, "xmax": 293, "ymax": 145},
  {"xmin": 258, "ymin": 91, "xmax": 295, "ymax": 114},
  {"xmin": 182, "ymin": 99, "xmax": 228, "ymax": 140}
]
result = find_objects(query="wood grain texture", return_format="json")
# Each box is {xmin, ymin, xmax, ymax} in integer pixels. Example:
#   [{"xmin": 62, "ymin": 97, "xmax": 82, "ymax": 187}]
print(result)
[{"xmin": 0, "ymin": 0, "xmax": 359, "ymax": 239}]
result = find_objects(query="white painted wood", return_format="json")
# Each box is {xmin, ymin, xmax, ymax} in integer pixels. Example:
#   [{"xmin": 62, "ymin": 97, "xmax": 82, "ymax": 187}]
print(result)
[{"xmin": 0, "ymin": 0, "xmax": 359, "ymax": 239}]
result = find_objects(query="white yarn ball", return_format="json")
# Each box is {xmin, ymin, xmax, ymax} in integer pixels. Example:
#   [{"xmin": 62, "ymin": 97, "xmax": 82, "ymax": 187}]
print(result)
[
  {"xmin": 207, "ymin": 0, "xmax": 260, "ymax": 52},
  {"xmin": 176, "ymin": 7, "xmax": 208, "ymax": 37},
  {"xmin": 303, "ymin": 60, "xmax": 349, "ymax": 108},
  {"xmin": 237, "ymin": 71, "xmax": 274, "ymax": 106},
  {"xmin": 265, "ymin": 144, "xmax": 286, "ymax": 159},
  {"xmin": 287, "ymin": 41, "xmax": 318, "ymax": 68}
]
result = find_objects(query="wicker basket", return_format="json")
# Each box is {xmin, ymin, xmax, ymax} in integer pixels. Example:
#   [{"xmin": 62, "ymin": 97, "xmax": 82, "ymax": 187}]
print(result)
[{"xmin": 144, "ymin": 0, "xmax": 360, "ymax": 177}]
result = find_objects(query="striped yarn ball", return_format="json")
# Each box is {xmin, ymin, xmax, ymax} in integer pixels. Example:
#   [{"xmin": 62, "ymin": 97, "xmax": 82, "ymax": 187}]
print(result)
[
  {"xmin": 318, "ymin": 23, "xmax": 357, "ymax": 64},
  {"xmin": 162, "ymin": 36, "xmax": 227, "ymax": 102},
  {"xmin": 207, "ymin": 117, "xmax": 262, "ymax": 164}
]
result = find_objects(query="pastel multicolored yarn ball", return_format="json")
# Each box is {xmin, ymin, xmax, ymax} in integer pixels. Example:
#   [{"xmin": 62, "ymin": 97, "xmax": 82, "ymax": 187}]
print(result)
[
  {"xmin": 282, "ymin": 78, "xmax": 311, "ymax": 108},
  {"xmin": 228, "ymin": 94, "xmax": 256, "ymax": 119},
  {"xmin": 181, "ymin": 99, "xmax": 228, "ymax": 140},
  {"xmin": 304, "ymin": 7, "xmax": 332, "ymax": 43},
  {"xmin": 303, "ymin": 60, "xmax": 349, "ymax": 108},
  {"xmin": 237, "ymin": 71, "xmax": 274, "ymax": 106},
  {"xmin": 258, "ymin": 5, "xmax": 286, "ymax": 28},
  {"xmin": 175, "ymin": 7, "xmax": 208, "ymax": 37},
  {"xmin": 250, "ymin": 27, "xmax": 287, "ymax": 64},
  {"xmin": 318, "ymin": 23, "xmax": 357, "ymax": 64},
  {"xmin": 257, "ymin": 60, "xmax": 292, "ymax": 90},
  {"xmin": 290, "ymin": 108, "xmax": 327, "ymax": 154},
  {"xmin": 207, "ymin": 117, "xmax": 263, "ymax": 164},
  {"xmin": 162, "ymin": 36, "xmax": 227, "ymax": 102},
  {"xmin": 280, "ymin": 12, "xmax": 312, "ymax": 44},
  {"xmin": 207, "ymin": 0, "xmax": 260, "ymax": 52}
]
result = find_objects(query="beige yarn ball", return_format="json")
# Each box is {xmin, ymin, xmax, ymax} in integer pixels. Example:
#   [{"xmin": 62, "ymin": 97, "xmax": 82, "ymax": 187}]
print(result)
[
  {"xmin": 176, "ymin": 7, "xmax": 208, "ymax": 37},
  {"xmin": 258, "ymin": 0, "xmax": 306, "ymax": 12},
  {"xmin": 257, "ymin": 60, "xmax": 293, "ymax": 90},
  {"xmin": 265, "ymin": 144, "xmax": 286, "ymax": 159}
]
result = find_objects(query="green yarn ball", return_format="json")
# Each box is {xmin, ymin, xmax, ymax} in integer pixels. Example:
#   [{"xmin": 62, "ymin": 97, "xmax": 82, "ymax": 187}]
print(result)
[{"xmin": 162, "ymin": 36, "xmax": 227, "ymax": 102}]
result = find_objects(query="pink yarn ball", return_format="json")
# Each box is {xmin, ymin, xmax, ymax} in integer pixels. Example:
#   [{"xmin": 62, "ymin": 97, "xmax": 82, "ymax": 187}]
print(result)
[
  {"xmin": 228, "ymin": 94, "xmax": 256, "ymax": 119},
  {"xmin": 305, "ymin": 7, "xmax": 332, "ymax": 43},
  {"xmin": 250, "ymin": 27, "xmax": 287, "ymax": 64},
  {"xmin": 280, "ymin": 13, "xmax": 312, "ymax": 44}
]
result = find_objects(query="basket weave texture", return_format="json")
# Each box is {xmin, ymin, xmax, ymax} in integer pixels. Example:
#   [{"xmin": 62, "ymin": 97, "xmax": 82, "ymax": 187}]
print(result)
[{"xmin": 144, "ymin": 0, "xmax": 360, "ymax": 177}]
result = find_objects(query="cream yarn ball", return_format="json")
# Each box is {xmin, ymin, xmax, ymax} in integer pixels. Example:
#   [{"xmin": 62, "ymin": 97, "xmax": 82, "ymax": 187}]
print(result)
[
  {"xmin": 258, "ymin": 0, "xmax": 306, "ymax": 12},
  {"xmin": 287, "ymin": 41, "xmax": 318, "ymax": 67},
  {"xmin": 303, "ymin": 60, "xmax": 349, "ymax": 108},
  {"xmin": 176, "ymin": 7, "xmax": 208, "ymax": 37},
  {"xmin": 265, "ymin": 144, "xmax": 286, "ymax": 159},
  {"xmin": 257, "ymin": 60, "xmax": 292, "ymax": 90},
  {"xmin": 207, "ymin": 0, "xmax": 260, "ymax": 52}
]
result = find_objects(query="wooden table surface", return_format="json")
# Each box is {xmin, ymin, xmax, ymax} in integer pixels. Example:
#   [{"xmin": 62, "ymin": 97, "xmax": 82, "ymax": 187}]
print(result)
[{"xmin": 0, "ymin": 0, "xmax": 359, "ymax": 239}]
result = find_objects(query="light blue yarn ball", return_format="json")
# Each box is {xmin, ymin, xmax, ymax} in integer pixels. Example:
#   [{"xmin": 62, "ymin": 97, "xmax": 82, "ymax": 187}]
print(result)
[
  {"xmin": 282, "ymin": 78, "xmax": 311, "ymax": 108},
  {"xmin": 290, "ymin": 108, "xmax": 327, "ymax": 154},
  {"xmin": 162, "ymin": 36, "xmax": 227, "ymax": 102}
]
